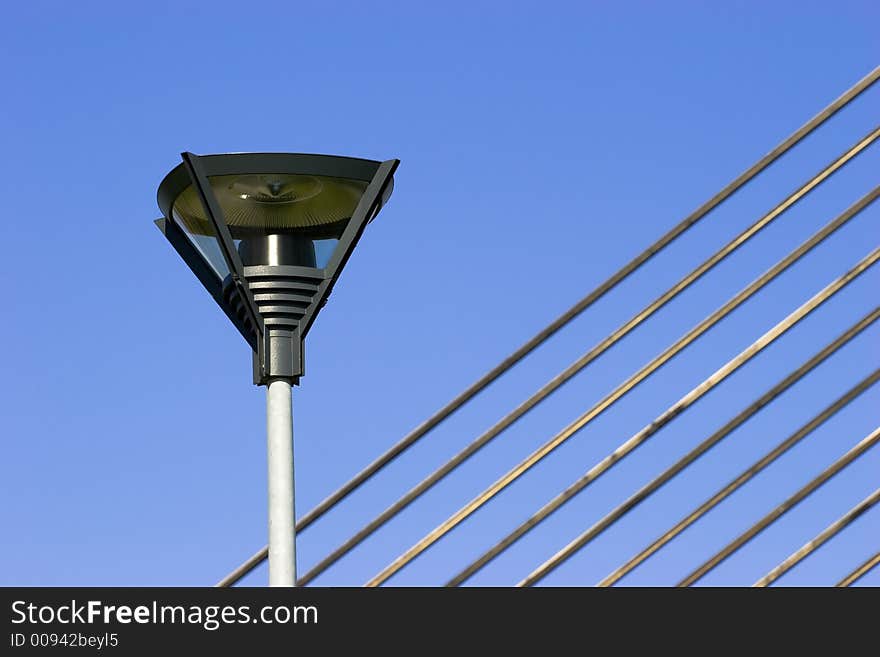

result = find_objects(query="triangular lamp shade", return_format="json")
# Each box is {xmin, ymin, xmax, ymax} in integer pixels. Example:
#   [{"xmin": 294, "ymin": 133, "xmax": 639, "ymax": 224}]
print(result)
[{"xmin": 156, "ymin": 152, "xmax": 398, "ymax": 383}]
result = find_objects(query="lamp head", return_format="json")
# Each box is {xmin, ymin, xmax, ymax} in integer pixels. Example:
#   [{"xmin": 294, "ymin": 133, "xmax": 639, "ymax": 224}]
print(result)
[{"xmin": 155, "ymin": 152, "xmax": 398, "ymax": 384}]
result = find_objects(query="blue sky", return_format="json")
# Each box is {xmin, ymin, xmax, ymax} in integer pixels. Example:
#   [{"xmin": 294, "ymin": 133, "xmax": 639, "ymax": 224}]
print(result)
[{"xmin": 1, "ymin": 1, "xmax": 878, "ymax": 587}]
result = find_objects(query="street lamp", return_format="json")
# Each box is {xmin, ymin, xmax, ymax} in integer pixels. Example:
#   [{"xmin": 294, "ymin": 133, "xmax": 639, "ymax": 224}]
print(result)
[{"xmin": 155, "ymin": 152, "xmax": 398, "ymax": 586}]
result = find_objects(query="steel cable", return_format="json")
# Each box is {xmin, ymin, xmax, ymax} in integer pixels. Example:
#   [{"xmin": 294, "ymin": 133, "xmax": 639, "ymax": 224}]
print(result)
[
  {"xmin": 598, "ymin": 366, "xmax": 880, "ymax": 586},
  {"xmin": 297, "ymin": 130, "xmax": 879, "ymax": 586},
  {"xmin": 372, "ymin": 236, "xmax": 880, "ymax": 586},
  {"xmin": 753, "ymin": 487, "xmax": 880, "ymax": 587},
  {"xmin": 836, "ymin": 550, "xmax": 880, "ymax": 587},
  {"xmin": 679, "ymin": 425, "xmax": 880, "ymax": 586},
  {"xmin": 217, "ymin": 66, "xmax": 880, "ymax": 587},
  {"xmin": 452, "ymin": 309, "xmax": 880, "ymax": 586}
]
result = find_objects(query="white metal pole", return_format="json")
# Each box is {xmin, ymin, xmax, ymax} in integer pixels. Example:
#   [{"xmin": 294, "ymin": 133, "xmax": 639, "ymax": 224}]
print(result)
[{"xmin": 266, "ymin": 378, "xmax": 296, "ymax": 586}]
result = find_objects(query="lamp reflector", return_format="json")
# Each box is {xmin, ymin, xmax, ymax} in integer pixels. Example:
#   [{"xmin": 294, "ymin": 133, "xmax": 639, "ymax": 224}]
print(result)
[{"xmin": 172, "ymin": 174, "xmax": 368, "ymax": 240}]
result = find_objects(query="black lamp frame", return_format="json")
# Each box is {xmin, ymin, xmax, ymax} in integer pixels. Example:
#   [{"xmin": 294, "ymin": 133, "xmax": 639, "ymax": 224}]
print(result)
[{"xmin": 155, "ymin": 152, "xmax": 399, "ymax": 385}]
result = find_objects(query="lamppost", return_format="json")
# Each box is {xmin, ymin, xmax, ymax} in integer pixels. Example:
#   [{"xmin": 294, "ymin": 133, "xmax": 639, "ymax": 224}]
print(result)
[{"xmin": 155, "ymin": 152, "xmax": 398, "ymax": 586}]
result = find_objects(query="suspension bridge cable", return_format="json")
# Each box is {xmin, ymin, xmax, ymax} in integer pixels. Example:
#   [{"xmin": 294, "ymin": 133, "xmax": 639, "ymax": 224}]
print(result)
[
  {"xmin": 836, "ymin": 550, "xmax": 880, "ymax": 587},
  {"xmin": 598, "ymin": 366, "xmax": 880, "ymax": 586},
  {"xmin": 514, "ymin": 310, "xmax": 880, "ymax": 586},
  {"xmin": 452, "ymin": 308, "xmax": 880, "ymax": 586},
  {"xmin": 679, "ymin": 424, "xmax": 880, "ymax": 586},
  {"xmin": 217, "ymin": 65, "xmax": 880, "ymax": 587},
  {"xmin": 753, "ymin": 487, "xmax": 880, "ymax": 587},
  {"xmin": 367, "ymin": 203, "xmax": 880, "ymax": 586},
  {"xmin": 295, "ymin": 130, "xmax": 879, "ymax": 586}
]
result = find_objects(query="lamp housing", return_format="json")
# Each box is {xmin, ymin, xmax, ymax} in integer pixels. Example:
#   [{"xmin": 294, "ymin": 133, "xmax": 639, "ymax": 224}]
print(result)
[{"xmin": 155, "ymin": 152, "xmax": 398, "ymax": 384}]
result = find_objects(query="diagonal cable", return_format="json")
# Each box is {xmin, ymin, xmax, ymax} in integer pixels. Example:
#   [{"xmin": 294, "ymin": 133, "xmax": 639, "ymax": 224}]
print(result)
[
  {"xmin": 598, "ymin": 366, "xmax": 880, "ymax": 586},
  {"xmin": 451, "ymin": 308, "xmax": 880, "ymax": 586},
  {"xmin": 296, "ymin": 130, "xmax": 879, "ymax": 585},
  {"xmin": 754, "ymin": 487, "xmax": 880, "ymax": 587},
  {"xmin": 368, "ymin": 199, "xmax": 880, "ymax": 587},
  {"xmin": 679, "ymin": 425, "xmax": 880, "ymax": 586},
  {"xmin": 217, "ymin": 66, "xmax": 880, "ymax": 586},
  {"xmin": 836, "ymin": 550, "xmax": 880, "ymax": 587},
  {"xmin": 516, "ymin": 254, "xmax": 880, "ymax": 586}
]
